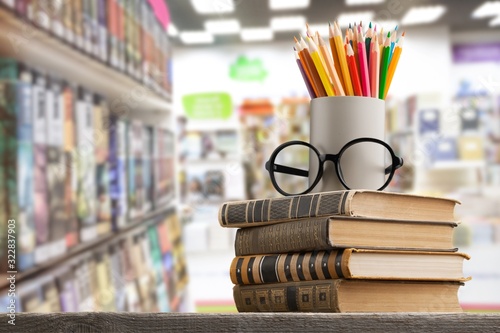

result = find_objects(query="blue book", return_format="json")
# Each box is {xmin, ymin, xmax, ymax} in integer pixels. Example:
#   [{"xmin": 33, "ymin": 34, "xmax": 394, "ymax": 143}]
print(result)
[
  {"xmin": 109, "ymin": 116, "xmax": 127, "ymax": 230},
  {"xmin": 418, "ymin": 108, "xmax": 440, "ymax": 136}
]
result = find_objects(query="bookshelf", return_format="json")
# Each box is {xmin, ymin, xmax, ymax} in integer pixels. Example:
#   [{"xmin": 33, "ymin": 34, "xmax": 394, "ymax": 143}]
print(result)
[{"xmin": 0, "ymin": 1, "xmax": 187, "ymax": 313}]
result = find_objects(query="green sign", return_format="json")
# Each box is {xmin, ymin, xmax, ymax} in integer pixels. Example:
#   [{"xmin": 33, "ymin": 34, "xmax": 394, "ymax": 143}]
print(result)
[
  {"xmin": 182, "ymin": 92, "xmax": 233, "ymax": 120},
  {"xmin": 229, "ymin": 56, "xmax": 268, "ymax": 82}
]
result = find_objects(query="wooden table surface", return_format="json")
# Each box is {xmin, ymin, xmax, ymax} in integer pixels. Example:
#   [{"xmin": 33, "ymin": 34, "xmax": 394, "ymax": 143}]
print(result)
[{"xmin": 1, "ymin": 312, "xmax": 500, "ymax": 333}]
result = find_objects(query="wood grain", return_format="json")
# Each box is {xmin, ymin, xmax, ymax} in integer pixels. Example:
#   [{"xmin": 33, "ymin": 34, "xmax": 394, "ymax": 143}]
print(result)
[{"xmin": 1, "ymin": 312, "xmax": 499, "ymax": 333}]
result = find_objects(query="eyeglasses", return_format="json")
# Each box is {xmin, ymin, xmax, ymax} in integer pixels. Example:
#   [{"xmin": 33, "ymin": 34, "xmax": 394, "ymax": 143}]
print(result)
[{"xmin": 265, "ymin": 137, "xmax": 404, "ymax": 196}]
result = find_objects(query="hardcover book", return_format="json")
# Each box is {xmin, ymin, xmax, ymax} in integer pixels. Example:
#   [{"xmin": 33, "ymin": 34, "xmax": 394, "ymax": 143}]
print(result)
[
  {"xmin": 116, "ymin": 0, "xmax": 126, "ymax": 71},
  {"xmin": 62, "ymin": 0, "xmax": 74, "ymax": 44},
  {"xmin": 155, "ymin": 128, "xmax": 175, "ymax": 207},
  {"xmin": 233, "ymin": 280, "xmax": 464, "ymax": 312},
  {"xmin": 143, "ymin": 125, "xmax": 154, "ymax": 212},
  {"xmin": 234, "ymin": 216, "xmax": 458, "ymax": 256},
  {"xmin": 107, "ymin": 0, "xmax": 119, "ymax": 68},
  {"xmin": 219, "ymin": 190, "xmax": 460, "ymax": 228},
  {"xmin": 73, "ymin": 0, "xmax": 84, "ymax": 50},
  {"xmin": 97, "ymin": 0, "xmax": 108, "ymax": 62},
  {"xmin": 230, "ymin": 249, "xmax": 470, "ymax": 285}
]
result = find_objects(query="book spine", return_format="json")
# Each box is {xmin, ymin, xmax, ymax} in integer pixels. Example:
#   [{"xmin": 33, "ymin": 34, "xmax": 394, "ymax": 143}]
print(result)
[
  {"xmin": 230, "ymin": 250, "xmax": 349, "ymax": 285},
  {"xmin": 62, "ymin": 0, "xmax": 74, "ymax": 44},
  {"xmin": 233, "ymin": 280, "xmax": 341, "ymax": 312},
  {"xmin": 234, "ymin": 217, "xmax": 331, "ymax": 256},
  {"xmin": 62, "ymin": 82, "xmax": 78, "ymax": 248},
  {"xmin": 219, "ymin": 190, "xmax": 354, "ymax": 228}
]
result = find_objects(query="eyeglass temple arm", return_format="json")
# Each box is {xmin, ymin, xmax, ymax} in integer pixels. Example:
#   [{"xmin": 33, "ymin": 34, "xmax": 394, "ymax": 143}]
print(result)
[
  {"xmin": 384, "ymin": 157, "xmax": 404, "ymax": 175},
  {"xmin": 265, "ymin": 161, "xmax": 309, "ymax": 177}
]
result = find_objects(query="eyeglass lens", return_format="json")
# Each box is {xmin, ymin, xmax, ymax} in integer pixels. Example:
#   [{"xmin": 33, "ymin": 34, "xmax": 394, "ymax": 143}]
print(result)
[{"xmin": 272, "ymin": 141, "xmax": 394, "ymax": 194}]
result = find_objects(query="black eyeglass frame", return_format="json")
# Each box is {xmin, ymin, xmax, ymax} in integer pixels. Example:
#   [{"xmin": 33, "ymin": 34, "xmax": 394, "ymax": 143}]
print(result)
[{"xmin": 265, "ymin": 137, "xmax": 404, "ymax": 196}]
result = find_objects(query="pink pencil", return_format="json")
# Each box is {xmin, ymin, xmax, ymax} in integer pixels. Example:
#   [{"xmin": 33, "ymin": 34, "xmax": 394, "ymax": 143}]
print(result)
[
  {"xmin": 357, "ymin": 26, "xmax": 371, "ymax": 97},
  {"xmin": 369, "ymin": 34, "xmax": 380, "ymax": 98}
]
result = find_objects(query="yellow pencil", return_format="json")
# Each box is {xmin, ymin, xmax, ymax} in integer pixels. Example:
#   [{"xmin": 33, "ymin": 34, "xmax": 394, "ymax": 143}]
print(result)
[
  {"xmin": 317, "ymin": 31, "xmax": 345, "ymax": 96},
  {"xmin": 308, "ymin": 37, "xmax": 335, "ymax": 96},
  {"xmin": 384, "ymin": 31, "xmax": 404, "ymax": 98},
  {"xmin": 333, "ymin": 21, "xmax": 354, "ymax": 96}
]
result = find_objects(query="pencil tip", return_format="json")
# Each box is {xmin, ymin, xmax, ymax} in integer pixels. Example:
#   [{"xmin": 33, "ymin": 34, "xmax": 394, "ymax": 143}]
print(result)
[
  {"xmin": 348, "ymin": 23, "xmax": 351, "ymax": 28},
  {"xmin": 369, "ymin": 22, "xmax": 372, "ymax": 28},
  {"xmin": 387, "ymin": 31, "xmax": 391, "ymax": 37},
  {"xmin": 294, "ymin": 36, "xmax": 299, "ymax": 43},
  {"xmin": 395, "ymin": 25, "xmax": 398, "ymax": 30},
  {"xmin": 402, "ymin": 31, "xmax": 406, "ymax": 36}
]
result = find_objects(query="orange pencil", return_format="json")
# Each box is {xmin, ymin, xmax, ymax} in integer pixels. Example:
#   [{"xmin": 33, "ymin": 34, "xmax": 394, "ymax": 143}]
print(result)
[
  {"xmin": 295, "ymin": 36, "xmax": 319, "ymax": 97},
  {"xmin": 346, "ymin": 43, "xmax": 363, "ymax": 96},
  {"xmin": 384, "ymin": 31, "xmax": 405, "ymax": 98},
  {"xmin": 317, "ymin": 31, "xmax": 345, "ymax": 96},
  {"xmin": 329, "ymin": 22, "xmax": 345, "ymax": 91},
  {"xmin": 299, "ymin": 36, "xmax": 327, "ymax": 97},
  {"xmin": 333, "ymin": 21, "xmax": 354, "ymax": 96}
]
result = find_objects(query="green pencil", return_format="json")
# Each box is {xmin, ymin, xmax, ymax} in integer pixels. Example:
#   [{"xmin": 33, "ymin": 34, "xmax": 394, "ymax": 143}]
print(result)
[{"xmin": 379, "ymin": 32, "xmax": 391, "ymax": 99}]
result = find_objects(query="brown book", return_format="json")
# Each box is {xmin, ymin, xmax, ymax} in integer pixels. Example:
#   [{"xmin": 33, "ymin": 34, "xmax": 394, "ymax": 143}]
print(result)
[
  {"xmin": 230, "ymin": 249, "xmax": 470, "ymax": 285},
  {"xmin": 233, "ymin": 280, "xmax": 464, "ymax": 312},
  {"xmin": 234, "ymin": 216, "xmax": 458, "ymax": 256},
  {"xmin": 219, "ymin": 190, "xmax": 459, "ymax": 228}
]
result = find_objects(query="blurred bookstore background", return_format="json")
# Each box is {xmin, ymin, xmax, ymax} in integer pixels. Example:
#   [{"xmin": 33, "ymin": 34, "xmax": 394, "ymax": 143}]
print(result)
[{"xmin": 0, "ymin": 0, "xmax": 499, "ymax": 314}]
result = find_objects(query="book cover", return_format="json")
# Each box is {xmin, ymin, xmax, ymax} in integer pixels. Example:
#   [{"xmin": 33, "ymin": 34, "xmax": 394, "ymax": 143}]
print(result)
[
  {"xmin": 32, "ymin": 72, "xmax": 50, "ymax": 265},
  {"xmin": 46, "ymin": 77, "xmax": 67, "ymax": 259},
  {"xmin": 93, "ymin": 251, "xmax": 116, "ymax": 312},
  {"xmin": 116, "ymin": 0, "xmax": 126, "ymax": 71},
  {"xmin": 147, "ymin": 222, "xmax": 170, "ymax": 312},
  {"xmin": 418, "ymin": 108, "xmax": 440, "ymax": 136},
  {"xmin": 107, "ymin": 0, "xmax": 119, "ymax": 68},
  {"xmin": 90, "ymin": 0, "xmax": 100, "ymax": 58},
  {"xmin": 127, "ymin": 120, "xmax": 144, "ymax": 220},
  {"xmin": 82, "ymin": 0, "xmax": 93, "ymax": 54},
  {"xmin": 97, "ymin": 0, "xmax": 108, "ymax": 62},
  {"xmin": 41, "ymin": 280, "xmax": 61, "ymax": 312},
  {"xmin": 139, "ymin": 0, "xmax": 150, "ymax": 86},
  {"xmin": 234, "ymin": 280, "xmax": 464, "ymax": 312},
  {"xmin": 234, "ymin": 216, "xmax": 458, "ymax": 256},
  {"xmin": 74, "ymin": 257, "xmax": 95, "ymax": 311},
  {"xmin": 167, "ymin": 214, "xmax": 189, "ymax": 293},
  {"xmin": 50, "ymin": 0, "xmax": 65, "ymax": 39},
  {"xmin": 62, "ymin": 81, "xmax": 78, "ymax": 248},
  {"xmin": 219, "ymin": 190, "xmax": 460, "ymax": 228},
  {"xmin": 230, "ymin": 249, "xmax": 470, "ymax": 285},
  {"xmin": 432, "ymin": 137, "xmax": 458, "ymax": 162},
  {"xmin": 73, "ymin": 0, "xmax": 84, "ymax": 50},
  {"xmin": 75, "ymin": 88, "xmax": 97, "ymax": 242},
  {"xmin": 62, "ymin": 0, "xmax": 74, "ymax": 44},
  {"xmin": 93, "ymin": 96, "xmax": 111, "ymax": 236},
  {"xmin": 109, "ymin": 243, "xmax": 127, "ymax": 312},
  {"xmin": 109, "ymin": 116, "xmax": 127, "ymax": 230},
  {"xmin": 458, "ymin": 136, "xmax": 485, "ymax": 160}
]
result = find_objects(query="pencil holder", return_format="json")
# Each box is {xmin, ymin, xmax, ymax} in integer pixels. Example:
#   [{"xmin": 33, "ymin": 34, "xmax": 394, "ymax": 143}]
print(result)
[{"xmin": 308, "ymin": 96, "xmax": 386, "ymax": 192}]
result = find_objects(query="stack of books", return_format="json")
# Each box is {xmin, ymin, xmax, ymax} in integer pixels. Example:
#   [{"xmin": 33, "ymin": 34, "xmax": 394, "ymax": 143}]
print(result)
[{"xmin": 219, "ymin": 190, "xmax": 471, "ymax": 312}]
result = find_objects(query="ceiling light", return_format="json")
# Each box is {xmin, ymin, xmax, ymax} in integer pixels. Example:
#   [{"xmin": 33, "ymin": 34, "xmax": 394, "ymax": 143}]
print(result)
[
  {"xmin": 168, "ymin": 23, "xmax": 178, "ymax": 37},
  {"xmin": 180, "ymin": 31, "xmax": 214, "ymax": 44},
  {"xmin": 301, "ymin": 23, "xmax": 329, "ymax": 38},
  {"xmin": 204, "ymin": 19, "xmax": 241, "ymax": 34},
  {"xmin": 190, "ymin": 0, "xmax": 234, "ymax": 14},
  {"xmin": 346, "ymin": 0, "xmax": 384, "ymax": 5},
  {"xmin": 472, "ymin": 1, "xmax": 500, "ymax": 18},
  {"xmin": 401, "ymin": 6, "xmax": 447, "ymax": 25},
  {"xmin": 337, "ymin": 12, "xmax": 374, "ymax": 28},
  {"xmin": 241, "ymin": 28, "xmax": 274, "ymax": 42},
  {"xmin": 271, "ymin": 16, "xmax": 306, "ymax": 31},
  {"xmin": 490, "ymin": 15, "xmax": 500, "ymax": 26},
  {"xmin": 269, "ymin": 0, "xmax": 310, "ymax": 10}
]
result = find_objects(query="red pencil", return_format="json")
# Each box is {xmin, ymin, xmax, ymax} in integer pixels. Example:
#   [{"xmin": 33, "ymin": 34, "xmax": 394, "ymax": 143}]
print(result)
[{"xmin": 346, "ymin": 43, "xmax": 363, "ymax": 96}]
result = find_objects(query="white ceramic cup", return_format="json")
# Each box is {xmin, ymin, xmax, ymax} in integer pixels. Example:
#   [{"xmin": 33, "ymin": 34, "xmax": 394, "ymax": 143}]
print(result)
[{"xmin": 308, "ymin": 96, "xmax": 386, "ymax": 192}]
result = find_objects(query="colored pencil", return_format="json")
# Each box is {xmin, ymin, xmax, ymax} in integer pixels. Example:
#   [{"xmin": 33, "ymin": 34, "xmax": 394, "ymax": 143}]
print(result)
[
  {"xmin": 384, "ymin": 31, "xmax": 404, "ymax": 99},
  {"xmin": 357, "ymin": 26, "xmax": 371, "ymax": 97},
  {"xmin": 346, "ymin": 43, "xmax": 363, "ymax": 97},
  {"xmin": 299, "ymin": 36, "xmax": 327, "ymax": 97},
  {"xmin": 389, "ymin": 25, "xmax": 398, "ymax": 62},
  {"xmin": 379, "ymin": 32, "xmax": 391, "ymax": 99},
  {"xmin": 294, "ymin": 49, "xmax": 316, "ymax": 98},
  {"xmin": 365, "ymin": 22, "xmax": 373, "ymax": 64},
  {"xmin": 369, "ymin": 34, "xmax": 380, "ymax": 99},
  {"xmin": 328, "ymin": 22, "xmax": 346, "ymax": 91},
  {"xmin": 333, "ymin": 21, "xmax": 354, "ymax": 96},
  {"xmin": 308, "ymin": 37, "xmax": 335, "ymax": 96},
  {"xmin": 317, "ymin": 32, "xmax": 345, "ymax": 96},
  {"xmin": 295, "ymin": 36, "xmax": 320, "ymax": 97}
]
